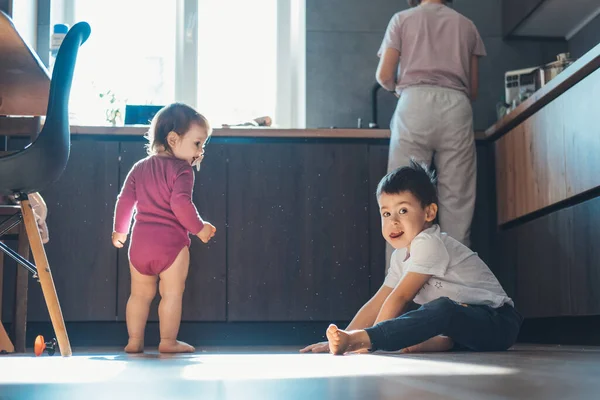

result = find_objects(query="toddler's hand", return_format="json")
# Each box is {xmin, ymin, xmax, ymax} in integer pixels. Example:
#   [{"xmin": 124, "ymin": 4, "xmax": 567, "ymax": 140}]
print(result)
[
  {"xmin": 197, "ymin": 222, "xmax": 216, "ymax": 243},
  {"xmin": 112, "ymin": 232, "xmax": 128, "ymax": 248}
]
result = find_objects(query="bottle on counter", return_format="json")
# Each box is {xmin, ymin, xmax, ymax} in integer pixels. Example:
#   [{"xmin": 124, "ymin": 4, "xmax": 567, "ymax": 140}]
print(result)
[{"xmin": 49, "ymin": 23, "xmax": 69, "ymax": 73}]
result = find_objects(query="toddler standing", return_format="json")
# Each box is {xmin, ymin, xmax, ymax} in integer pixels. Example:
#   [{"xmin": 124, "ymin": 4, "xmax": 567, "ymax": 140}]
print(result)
[{"xmin": 112, "ymin": 103, "xmax": 216, "ymax": 353}]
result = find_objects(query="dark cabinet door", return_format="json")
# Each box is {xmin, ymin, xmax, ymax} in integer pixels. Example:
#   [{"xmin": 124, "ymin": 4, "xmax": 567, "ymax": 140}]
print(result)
[
  {"xmin": 510, "ymin": 197, "xmax": 600, "ymax": 319},
  {"xmin": 368, "ymin": 144, "xmax": 388, "ymax": 295},
  {"xmin": 226, "ymin": 142, "xmax": 371, "ymax": 321},
  {"xmin": 116, "ymin": 142, "xmax": 227, "ymax": 322},
  {"xmin": 568, "ymin": 197, "xmax": 600, "ymax": 316},
  {"xmin": 513, "ymin": 206, "xmax": 573, "ymax": 318},
  {"xmin": 28, "ymin": 140, "xmax": 120, "ymax": 321},
  {"xmin": 185, "ymin": 143, "xmax": 227, "ymax": 321}
]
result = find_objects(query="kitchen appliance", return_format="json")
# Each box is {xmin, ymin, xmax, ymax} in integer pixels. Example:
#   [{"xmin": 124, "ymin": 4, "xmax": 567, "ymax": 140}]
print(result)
[
  {"xmin": 540, "ymin": 52, "xmax": 574, "ymax": 86},
  {"xmin": 504, "ymin": 53, "xmax": 575, "ymax": 106},
  {"xmin": 504, "ymin": 66, "xmax": 541, "ymax": 106}
]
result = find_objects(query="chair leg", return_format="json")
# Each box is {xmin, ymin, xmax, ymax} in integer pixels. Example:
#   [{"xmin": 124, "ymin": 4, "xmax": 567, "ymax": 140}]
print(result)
[
  {"xmin": 0, "ymin": 242, "xmax": 4, "ymax": 318},
  {"xmin": 11, "ymin": 222, "xmax": 29, "ymax": 353},
  {"xmin": 0, "ymin": 321, "xmax": 14, "ymax": 353},
  {"xmin": 0, "ymin": 247, "xmax": 10, "ymax": 353},
  {"xmin": 20, "ymin": 200, "xmax": 71, "ymax": 357}
]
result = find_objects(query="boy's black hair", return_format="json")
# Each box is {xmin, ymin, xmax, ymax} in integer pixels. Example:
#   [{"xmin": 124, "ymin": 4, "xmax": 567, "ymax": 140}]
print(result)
[{"xmin": 376, "ymin": 159, "xmax": 438, "ymax": 207}]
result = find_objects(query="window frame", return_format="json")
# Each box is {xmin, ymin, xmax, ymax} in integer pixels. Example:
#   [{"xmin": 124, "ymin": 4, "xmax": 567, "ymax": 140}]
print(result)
[{"xmin": 52, "ymin": 0, "xmax": 305, "ymax": 128}]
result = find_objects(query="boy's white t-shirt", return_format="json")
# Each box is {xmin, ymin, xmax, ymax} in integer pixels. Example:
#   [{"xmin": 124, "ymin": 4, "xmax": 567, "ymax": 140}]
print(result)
[{"xmin": 384, "ymin": 225, "xmax": 513, "ymax": 308}]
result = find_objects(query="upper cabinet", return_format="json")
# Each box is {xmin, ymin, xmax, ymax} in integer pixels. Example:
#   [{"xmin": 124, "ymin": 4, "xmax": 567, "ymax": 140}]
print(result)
[{"xmin": 503, "ymin": 0, "xmax": 600, "ymax": 39}]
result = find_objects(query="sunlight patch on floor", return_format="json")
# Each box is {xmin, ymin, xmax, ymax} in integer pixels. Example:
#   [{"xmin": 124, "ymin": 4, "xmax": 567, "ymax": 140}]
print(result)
[
  {"xmin": 0, "ymin": 353, "xmax": 518, "ymax": 384},
  {"xmin": 0, "ymin": 355, "xmax": 128, "ymax": 384},
  {"xmin": 180, "ymin": 354, "xmax": 518, "ymax": 381}
]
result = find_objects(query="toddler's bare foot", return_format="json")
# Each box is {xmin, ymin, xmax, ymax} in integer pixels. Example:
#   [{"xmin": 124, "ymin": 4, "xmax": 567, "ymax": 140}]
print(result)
[
  {"xmin": 158, "ymin": 340, "xmax": 195, "ymax": 353},
  {"xmin": 401, "ymin": 335, "xmax": 454, "ymax": 354},
  {"xmin": 124, "ymin": 338, "xmax": 144, "ymax": 354},
  {"xmin": 326, "ymin": 324, "xmax": 371, "ymax": 355}
]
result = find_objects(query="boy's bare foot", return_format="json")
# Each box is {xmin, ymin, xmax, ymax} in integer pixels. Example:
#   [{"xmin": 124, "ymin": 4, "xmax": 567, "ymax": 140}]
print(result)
[
  {"xmin": 326, "ymin": 324, "xmax": 371, "ymax": 355},
  {"xmin": 401, "ymin": 335, "xmax": 454, "ymax": 354},
  {"xmin": 124, "ymin": 338, "xmax": 144, "ymax": 354},
  {"xmin": 158, "ymin": 340, "xmax": 195, "ymax": 353}
]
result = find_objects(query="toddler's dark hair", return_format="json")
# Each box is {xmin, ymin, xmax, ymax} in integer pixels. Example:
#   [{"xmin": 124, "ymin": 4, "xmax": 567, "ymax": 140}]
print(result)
[
  {"xmin": 145, "ymin": 103, "xmax": 211, "ymax": 155},
  {"xmin": 376, "ymin": 159, "xmax": 438, "ymax": 207}
]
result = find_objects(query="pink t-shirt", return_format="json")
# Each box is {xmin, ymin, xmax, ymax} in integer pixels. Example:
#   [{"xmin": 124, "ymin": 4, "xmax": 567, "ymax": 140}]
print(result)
[
  {"xmin": 113, "ymin": 155, "xmax": 204, "ymax": 238},
  {"xmin": 378, "ymin": 3, "xmax": 486, "ymax": 95}
]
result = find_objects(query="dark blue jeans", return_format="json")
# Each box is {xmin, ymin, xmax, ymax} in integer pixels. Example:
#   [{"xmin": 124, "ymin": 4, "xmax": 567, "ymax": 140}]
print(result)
[{"xmin": 364, "ymin": 297, "xmax": 523, "ymax": 352}]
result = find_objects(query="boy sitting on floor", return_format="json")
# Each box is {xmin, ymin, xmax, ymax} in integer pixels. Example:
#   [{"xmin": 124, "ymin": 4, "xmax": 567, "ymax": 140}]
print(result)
[{"xmin": 301, "ymin": 160, "xmax": 522, "ymax": 355}]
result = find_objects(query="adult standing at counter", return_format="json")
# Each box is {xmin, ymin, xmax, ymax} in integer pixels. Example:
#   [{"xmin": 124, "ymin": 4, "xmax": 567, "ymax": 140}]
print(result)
[{"xmin": 376, "ymin": 0, "xmax": 485, "ymax": 246}]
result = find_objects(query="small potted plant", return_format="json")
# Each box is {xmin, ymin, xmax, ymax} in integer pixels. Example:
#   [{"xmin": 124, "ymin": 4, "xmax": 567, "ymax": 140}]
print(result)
[{"xmin": 99, "ymin": 89, "xmax": 125, "ymax": 126}]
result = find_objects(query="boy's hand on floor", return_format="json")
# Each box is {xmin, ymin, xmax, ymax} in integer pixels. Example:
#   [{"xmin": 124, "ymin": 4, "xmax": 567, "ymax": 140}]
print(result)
[
  {"xmin": 299, "ymin": 341, "xmax": 330, "ymax": 353},
  {"xmin": 112, "ymin": 232, "xmax": 128, "ymax": 248},
  {"xmin": 197, "ymin": 222, "xmax": 216, "ymax": 243}
]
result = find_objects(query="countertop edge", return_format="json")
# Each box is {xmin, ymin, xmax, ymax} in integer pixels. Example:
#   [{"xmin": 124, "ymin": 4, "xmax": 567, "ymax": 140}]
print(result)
[
  {"xmin": 68, "ymin": 126, "xmax": 487, "ymax": 141},
  {"xmin": 0, "ymin": 124, "xmax": 489, "ymax": 141},
  {"xmin": 68, "ymin": 127, "xmax": 392, "ymax": 139},
  {"xmin": 484, "ymin": 42, "xmax": 600, "ymax": 142}
]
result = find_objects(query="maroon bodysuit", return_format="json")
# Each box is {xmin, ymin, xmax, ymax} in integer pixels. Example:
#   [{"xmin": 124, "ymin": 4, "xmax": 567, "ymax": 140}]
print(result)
[{"xmin": 113, "ymin": 155, "xmax": 204, "ymax": 275}]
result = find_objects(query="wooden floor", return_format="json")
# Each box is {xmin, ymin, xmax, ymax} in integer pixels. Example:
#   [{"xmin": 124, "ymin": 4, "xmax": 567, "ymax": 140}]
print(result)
[{"xmin": 0, "ymin": 344, "xmax": 599, "ymax": 399}]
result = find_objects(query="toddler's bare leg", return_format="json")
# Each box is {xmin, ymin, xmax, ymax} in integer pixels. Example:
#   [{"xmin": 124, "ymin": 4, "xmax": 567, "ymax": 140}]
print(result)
[
  {"xmin": 125, "ymin": 264, "xmax": 157, "ymax": 353},
  {"xmin": 158, "ymin": 247, "xmax": 195, "ymax": 353}
]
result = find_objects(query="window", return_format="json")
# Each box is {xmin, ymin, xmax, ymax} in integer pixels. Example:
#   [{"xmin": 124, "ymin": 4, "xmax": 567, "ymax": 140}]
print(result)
[
  {"xmin": 52, "ymin": 0, "xmax": 175, "ymax": 125},
  {"xmin": 52, "ymin": 0, "xmax": 305, "ymax": 128},
  {"xmin": 196, "ymin": 0, "xmax": 276, "ymax": 127}
]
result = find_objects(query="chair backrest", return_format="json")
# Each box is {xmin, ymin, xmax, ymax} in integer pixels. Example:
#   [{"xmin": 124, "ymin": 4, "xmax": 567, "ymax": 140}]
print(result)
[{"xmin": 0, "ymin": 21, "xmax": 91, "ymax": 196}]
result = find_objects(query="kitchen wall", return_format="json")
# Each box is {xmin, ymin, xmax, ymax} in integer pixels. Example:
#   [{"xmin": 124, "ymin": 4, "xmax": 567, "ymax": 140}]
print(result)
[
  {"xmin": 569, "ymin": 13, "xmax": 600, "ymax": 59},
  {"xmin": 306, "ymin": 0, "xmax": 568, "ymax": 131}
]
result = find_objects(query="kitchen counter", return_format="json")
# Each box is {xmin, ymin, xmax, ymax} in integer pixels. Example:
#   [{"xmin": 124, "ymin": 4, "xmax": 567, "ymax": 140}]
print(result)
[
  {"xmin": 63, "ymin": 126, "xmax": 486, "ymax": 141},
  {"xmin": 485, "ymin": 42, "xmax": 600, "ymax": 142},
  {"xmin": 3, "ymin": 123, "xmax": 496, "ymax": 325},
  {"xmin": 490, "ymin": 41, "xmax": 600, "ymax": 321},
  {"xmin": 69, "ymin": 126, "xmax": 392, "ymax": 139}
]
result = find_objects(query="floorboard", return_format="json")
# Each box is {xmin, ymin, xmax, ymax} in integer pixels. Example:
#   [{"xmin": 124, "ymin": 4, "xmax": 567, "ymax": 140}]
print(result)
[{"xmin": 0, "ymin": 344, "xmax": 598, "ymax": 399}]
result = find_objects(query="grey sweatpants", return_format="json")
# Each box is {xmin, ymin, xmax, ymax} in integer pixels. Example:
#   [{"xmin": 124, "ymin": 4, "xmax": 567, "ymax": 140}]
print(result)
[{"xmin": 387, "ymin": 85, "xmax": 476, "ymax": 251}]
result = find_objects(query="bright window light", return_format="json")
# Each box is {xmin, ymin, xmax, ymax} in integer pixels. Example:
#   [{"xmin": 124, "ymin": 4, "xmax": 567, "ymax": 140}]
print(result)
[
  {"xmin": 196, "ymin": 0, "xmax": 277, "ymax": 127},
  {"xmin": 52, "ymin": 0, "xmax": 304, "ymax": 127},
  {"xmin": 67, "ymin": 0, "xmax": 176, "ymax": 125}
]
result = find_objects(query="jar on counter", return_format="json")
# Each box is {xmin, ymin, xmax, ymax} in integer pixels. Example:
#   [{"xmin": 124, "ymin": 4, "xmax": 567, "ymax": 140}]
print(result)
[{"xmin": 49, "ymin": 23, "xmax": 69, "ymax": 73}]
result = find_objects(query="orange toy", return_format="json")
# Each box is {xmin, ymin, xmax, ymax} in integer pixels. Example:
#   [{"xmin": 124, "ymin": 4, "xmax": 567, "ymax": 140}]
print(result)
[{"xmin": 34, "ymin": 335, "xmax": 57, "ymax": 356}]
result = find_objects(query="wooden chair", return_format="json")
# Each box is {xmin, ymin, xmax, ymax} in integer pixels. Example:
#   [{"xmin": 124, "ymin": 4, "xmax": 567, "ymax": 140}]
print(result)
[{"xmin": 0, "ymin": 12, "xmax": 91, "ymax": 356}]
